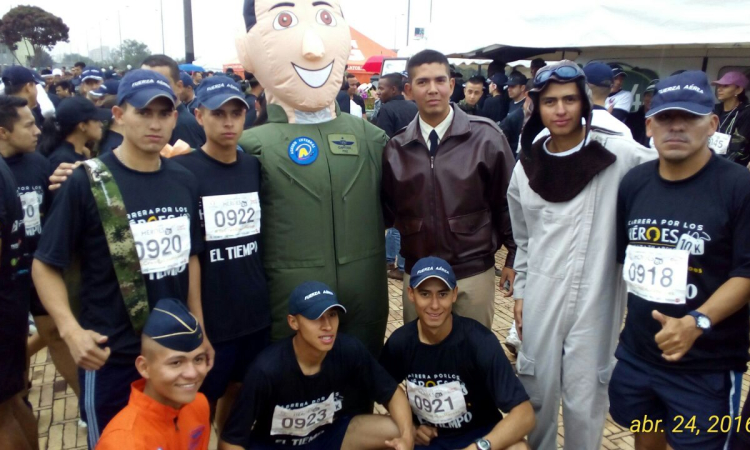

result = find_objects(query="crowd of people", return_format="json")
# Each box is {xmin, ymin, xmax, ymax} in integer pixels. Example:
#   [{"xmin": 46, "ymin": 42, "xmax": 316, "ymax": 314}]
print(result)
[{"xmin": 1, "ymin": 1, "xmax": 750, "ymax": 450}]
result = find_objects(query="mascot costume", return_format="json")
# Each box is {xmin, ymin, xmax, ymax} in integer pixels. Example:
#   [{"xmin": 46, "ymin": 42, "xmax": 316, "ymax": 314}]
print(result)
[{"xmin": 236, "ymin": 0, "xmax": 389, "ymax": 355}]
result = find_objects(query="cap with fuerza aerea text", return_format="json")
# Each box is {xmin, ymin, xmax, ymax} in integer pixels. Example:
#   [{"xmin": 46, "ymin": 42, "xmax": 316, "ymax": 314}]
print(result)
[
  {"xmin": 409, "ymin": 256, "xmax": 457, "ymax": 290},
  {"xmin": 196, "ymin": 76, "xmax": 249, "ymax": 110},
  {"xmin": 646, "ymin": 70, "xmax": 715, "ymax": 119},
  {"xmin": 117, "ymin": 69, "xmax": 176, "ymax": 109},
  {"xmin": 288, "ymin": 281, "xmax": 347, "ymax": 320}
]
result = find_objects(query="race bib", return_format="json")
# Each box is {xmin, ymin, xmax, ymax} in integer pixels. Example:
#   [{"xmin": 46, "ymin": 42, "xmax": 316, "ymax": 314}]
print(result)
[
  {"xmin": 623, "ymin": 245, "xmax": 689, "ymax": 304},
  {"xmin": 130, "ymin": 216, "xmax": 191, "ymax": 274},
  {"xmin": 709, "ymin": 132, "xmax": 731, "ymax": 155},
  {"xmin": 20, "ymin": 191, "xmax": 41, "ymax": 234},
  {"xmin": 202, "ymin": 193, "xmax": 260, "ymax": 241},
  {"xmin": 270, "ymin": 393, "xmax": 336, "ymax": 437},
  {"xmin": 407, "ymin": 381, "xmax": 467, "ymax": 424}
]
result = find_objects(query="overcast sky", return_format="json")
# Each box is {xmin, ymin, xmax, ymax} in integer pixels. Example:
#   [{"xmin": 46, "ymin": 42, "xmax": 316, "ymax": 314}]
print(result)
[{"xmin": 2, "ymin": 0, "xmax": 439, "ymax": 67}]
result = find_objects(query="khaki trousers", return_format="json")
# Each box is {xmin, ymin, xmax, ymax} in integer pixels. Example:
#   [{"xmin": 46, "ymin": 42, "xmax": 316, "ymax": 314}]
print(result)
[{"xmin": 402, "ymin": 267, "xmax": 495, "ymax": 328}]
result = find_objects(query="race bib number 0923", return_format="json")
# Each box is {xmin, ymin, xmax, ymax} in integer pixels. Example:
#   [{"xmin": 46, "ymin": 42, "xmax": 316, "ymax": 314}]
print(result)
[
  {"xmin": 270, "ymin": 393, "xmax": 335, "ymax": 437},
  {"xmin": 202, "ymin": 193, "xmax": 260, "ymax": 241},
  {"xmin": 130, "ymin": 216, "xmax": 191, "ymax": 274},
  {"xmin": 407, "ymin": 381, "xmax": 467, "ymax": 424},
  {"xmin": 623, "ymin": 245, "xmax": 688, "ymax": 304}
]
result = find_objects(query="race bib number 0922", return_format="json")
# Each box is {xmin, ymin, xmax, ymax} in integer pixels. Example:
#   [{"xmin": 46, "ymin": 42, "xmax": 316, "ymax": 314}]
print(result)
[
  {"xmin": 407, "ymin": 381, "xmax": 467, "ymax": 424},
  {"xmin": 202, "ymin": 193, "xmax": 260, "ymax": 241},
  {"xmin": 270, "ymin": 393, "xmax": 336, "ymax": 437},
  {"xmin": 623, "ymin": 245, "xmax": 689, "ymax": 304},
  {"xmin": 130, "ymin": 216, "xmax": 191, "ymax": 274}
]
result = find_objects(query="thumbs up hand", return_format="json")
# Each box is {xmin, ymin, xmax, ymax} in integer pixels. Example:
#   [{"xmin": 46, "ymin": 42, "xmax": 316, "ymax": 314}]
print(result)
[{"xmin": 652, "ymin": 310, "xmax": 704, "ymax": 362}]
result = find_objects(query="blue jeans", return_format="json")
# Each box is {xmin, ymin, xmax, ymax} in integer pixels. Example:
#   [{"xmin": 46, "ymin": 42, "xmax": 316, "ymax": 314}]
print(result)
[{"xmin": 385, "ymin": 228, "xmax": 405, "ymax": 272}]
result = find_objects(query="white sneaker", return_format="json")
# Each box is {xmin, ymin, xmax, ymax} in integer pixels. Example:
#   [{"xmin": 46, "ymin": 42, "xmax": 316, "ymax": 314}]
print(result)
[
  {"xmin": 505, "ymin": 322, "xmax": 521, "ymax": 355},
  {"xmin": 78, "ymin": 419, "xmax": 87, "ymax": 428},
  {"xmin": 28, "ymin": 313, "xmax": 37, "ymax": 335}
]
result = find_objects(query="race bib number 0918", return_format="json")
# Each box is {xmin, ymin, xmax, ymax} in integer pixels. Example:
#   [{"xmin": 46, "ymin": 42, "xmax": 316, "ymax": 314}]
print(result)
[
  {"xmin": 270, "ymin": 393, "xmax": 335, "ymax": 437},
  {"xmin": 623, "ymin": 245, "xmax": 688, "ymax": 304},
  {"xmin": 407, "ymin": 381, "xmax": 467, "ymax": 424},
  {"xmin": 130, "ymin": 216, "xmax": 191, "ymax": 274},
  {"xmin": 202, "ymin": 193, "xmax": 260, "ymax": 241}
]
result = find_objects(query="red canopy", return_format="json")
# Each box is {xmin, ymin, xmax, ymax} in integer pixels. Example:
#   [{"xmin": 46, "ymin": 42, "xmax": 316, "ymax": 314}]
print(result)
[{"xmin": 347, "ymin": 28, "xmax": 396, "ymax": 84}]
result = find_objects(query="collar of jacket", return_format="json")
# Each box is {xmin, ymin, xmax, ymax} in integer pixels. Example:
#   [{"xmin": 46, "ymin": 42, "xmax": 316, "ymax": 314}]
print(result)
[
  {"xmin": 520, "ymin": 135, "xmax": 617, "ymax": 203},
  {"xmin": 401, "ymin": 103, "xmax": 471, "ymax": 147},
  {"xmin": 266, "ymin": 101, "xmax": 342, "ymax": 124},
  {"xmin": 385, "ymin": 94, "xmax": 406, "ymax": 103}
]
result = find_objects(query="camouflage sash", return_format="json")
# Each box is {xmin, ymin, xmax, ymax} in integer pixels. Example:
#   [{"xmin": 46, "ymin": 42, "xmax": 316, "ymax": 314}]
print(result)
[{"xmin": 83, "ymin": 158, "xmax": 149, "ymax": 334}]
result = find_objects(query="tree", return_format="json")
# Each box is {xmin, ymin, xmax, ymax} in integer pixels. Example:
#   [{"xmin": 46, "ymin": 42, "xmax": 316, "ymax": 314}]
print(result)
[
  {"xmin": 0, "ymin": 6, "xmax": 69, "ymax": 66},
  {"xmin": 30, "ymin": 48, "xmax": 54, "ymax": 68},
  {"xmin": 59, "ymin": 53, "xmax": 97, "ymax": 69},
  {"xmin": 115, "ymin": 39, "xmax": 151, "ymax": 69}
]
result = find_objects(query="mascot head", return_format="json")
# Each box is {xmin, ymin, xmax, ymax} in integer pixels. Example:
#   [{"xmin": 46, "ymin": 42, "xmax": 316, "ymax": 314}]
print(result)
[{"xmin": 238, "ymin": 0, "xmax": 351, "ymax": 119}]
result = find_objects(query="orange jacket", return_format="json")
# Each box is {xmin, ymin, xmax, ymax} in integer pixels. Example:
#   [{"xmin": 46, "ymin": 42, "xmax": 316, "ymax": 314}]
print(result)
[{"xmin": 96, "ymin": 379, "xmax": 210, "ymax": 450}]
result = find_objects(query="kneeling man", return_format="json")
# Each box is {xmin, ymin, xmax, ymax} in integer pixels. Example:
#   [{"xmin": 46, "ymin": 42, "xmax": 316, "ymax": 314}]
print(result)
[
  {"xmin": 380, "ymin": 257, "xmax": 534, "ymax": 450},
  {"xmin": 220, "ymin": 281, "xmax": 414, "ymax": 450}
]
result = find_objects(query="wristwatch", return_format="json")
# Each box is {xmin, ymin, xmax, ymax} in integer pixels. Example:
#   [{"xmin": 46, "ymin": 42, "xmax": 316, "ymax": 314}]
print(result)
[
  {"xmin": 474, "ymin": 438, "xmax": 491, "ymax": 450},
  {"xmin": 687, "ymin": 311, "xmax": 712, "ymax": 333}
]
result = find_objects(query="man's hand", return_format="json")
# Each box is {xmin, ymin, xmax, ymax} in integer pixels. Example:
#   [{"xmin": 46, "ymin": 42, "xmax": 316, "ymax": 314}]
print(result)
[
  {"xmin": 514, "ymin": 299, "xmax": 523, "ymax": 341},
  {"xmin": 62, "ymin": 327, "xmax": 111, "ymax": 370},
  {"xmin": 653, "ymin": 310, "xmax": 703, "ymax": 362},
  {"xmin": 499, "ymin": 268, "xmax": 516, "ymax": 297},
  {"xmin": 49, "ymin": 162, "xmax": 82, "ymax": 191},
  {"xmin": 413, "ymin": 425, "xmax": 438, "ymax": 446},
  {"xmin": 385, "ymin": 434, "xmax": 415, "ymax": 450}
]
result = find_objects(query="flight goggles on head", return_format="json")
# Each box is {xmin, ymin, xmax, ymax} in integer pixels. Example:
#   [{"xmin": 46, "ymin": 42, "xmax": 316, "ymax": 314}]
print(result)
[{"xmin": 533, "ymin": 61, "xmax": 585, "ymax": 90}]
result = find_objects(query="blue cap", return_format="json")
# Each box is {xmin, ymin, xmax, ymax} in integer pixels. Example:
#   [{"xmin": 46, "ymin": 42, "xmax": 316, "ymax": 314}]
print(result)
[
  {"xmin": 196, "ymin": 76, "xmax": 249, "ymax": 110},
  {"xmin": 81, "ymin": 68, "xmax": 104, "ymax": 82},
  {"xmin": 409, "ymin": 257, "xmax": 457, "ymax": 289},
  {"xmin": 489, "ymin": 72, "xmax": 508, "ymax": 87},
  {"xmin": 179, "ymin": 71, "xmax": 195, "ymax": 89},
  {"xmin": 505, "ymin": 71, "xmax": 527, "ymax": 87},
  {"xmin": 90, "ymin": 80, "xmax": 120, "ymax": 97},
  {"xmin": 609, "ymin": 64, "xmax": 627, "ymax": 78},
  {"xmin": 1, "ymin": 66, "xmax": 36, "ymax": 86},
  {"xmin": 583, "ymin": 62, "xmax": 614, "ymax": 88},
  {"xmin": 646, "ymin": 71, "xmax": 715, "ymax": 119},
  {"xmin": 117, "ymin": 69, "xmax": 176, "ymax": 108},
  {"xmin": 288, "ymin": 281, "xmax": 347, "ymax": 320},
  {"xmin": 143, "ymin": 299, "xmax": 204, "ymax": 352}
]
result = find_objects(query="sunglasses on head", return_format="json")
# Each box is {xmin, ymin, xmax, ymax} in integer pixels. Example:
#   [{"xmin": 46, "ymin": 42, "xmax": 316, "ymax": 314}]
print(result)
[{"xmin": 534, "ymin": 64, "xmax": 584, "ymax": 88}]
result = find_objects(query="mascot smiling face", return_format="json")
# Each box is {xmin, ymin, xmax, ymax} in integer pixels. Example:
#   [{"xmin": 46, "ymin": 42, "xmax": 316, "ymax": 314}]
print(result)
[{"xmin": 237, "ymin": 0, "xmax": 351, "ymax": 116}]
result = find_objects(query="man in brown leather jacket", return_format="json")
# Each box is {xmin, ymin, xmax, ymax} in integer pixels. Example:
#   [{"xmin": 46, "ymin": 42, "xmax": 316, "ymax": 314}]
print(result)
[{"xmin": 382, "ymin": 49, "xmax": 516, "ymax": 328}]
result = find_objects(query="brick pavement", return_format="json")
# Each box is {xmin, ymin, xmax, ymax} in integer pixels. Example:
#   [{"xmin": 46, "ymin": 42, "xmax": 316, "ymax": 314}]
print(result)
[{"xmin": 32, "ymin": 250, "xmax": 750, "ymax": 449}]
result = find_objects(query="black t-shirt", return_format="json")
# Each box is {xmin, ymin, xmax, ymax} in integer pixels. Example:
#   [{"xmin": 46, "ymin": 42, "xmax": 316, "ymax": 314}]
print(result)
[
  {"xmin": 0, "ymin": 158, "xmax": 29, "ymax": 343},
  {"xmin": 171, "ymin": 103, "xmax": 206, "ymax": 150},
  {"xmin": 380, "ymin": 315, "xmax": 529, "ymax": 436},
  {"xmin": 99, "ymin": 130, "xmax": 123, "ymax": 155},
  {"xmin": 173, "ymin": 149, "xmax": 270, "ymax": 342},
  {"xmin": 481, "ymin": 94, "xmax": 510, "ymax": 123},
  {"xmin": 35, "ymin": 152, "xmax": 203, "ymax": 363},
  {"xmin": 616, "ymin": 155, "xmax": 750, "ymax": 372},
  {"xmin": 222, "ymin": 334, "xmax": 398, "ymax": 447},
  {"xmin": 47, "ymin": 141, "xmax": 85, "ymax": 170}
]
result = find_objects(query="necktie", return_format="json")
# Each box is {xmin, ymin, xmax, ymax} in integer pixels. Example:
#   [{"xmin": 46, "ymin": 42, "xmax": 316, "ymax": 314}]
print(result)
[{"xmin": 429, "ymin": 130, "xmax": 439, "ymax": 158}]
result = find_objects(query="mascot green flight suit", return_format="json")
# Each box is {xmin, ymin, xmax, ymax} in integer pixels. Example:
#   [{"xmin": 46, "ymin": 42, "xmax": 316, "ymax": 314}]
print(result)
[{"xmin": 236, "ymin": 0, "xmax": 388, "ymax": 355}]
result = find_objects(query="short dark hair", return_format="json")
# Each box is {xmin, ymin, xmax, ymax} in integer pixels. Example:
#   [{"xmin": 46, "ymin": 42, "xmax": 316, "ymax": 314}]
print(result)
[
  {"xmin": 466, "ymin": 75, "xmax": 486, "ymax": 87},
  {"xmin": 380, "ymin": 73, "xmax": 404, "ymax": 93},
  {"xmin": 141, "ymin": 54, "xmax": 180, "ymax": 83},
  {"xmin": 531, "ymin": 58, "xmax": 546, "ymax": 69},
  {"xmin": 0, "ymin": 95, "xmax": 29, "ymax": 132},
  {"xmin": 406, "ymin": 49, "xmax": 450, "ymax": 80},
  {"xmin": 55, "ymin": 80, "xmax": 73, "ymax": 93},
  {"xmin": 74, "ymin": 61, "xmax": 86, "ymax": 69}
]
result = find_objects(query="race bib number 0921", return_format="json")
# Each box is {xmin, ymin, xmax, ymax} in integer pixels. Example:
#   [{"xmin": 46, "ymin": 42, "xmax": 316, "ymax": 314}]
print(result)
[
  {"xmin": 202, "ymin": 193, "xmax": 260, "ymax": 241},
  {"xmin": 270, "ymin": 393, "xmax": 336, "ymax": 437},
  {"xmin": 130, "ymin": 216, "xmax": 191, "ymax": 274},
  {"xmin": 623, "ymin": 245, "xmax": 688, "ymax": 304},
  {"xmin": 406, "ymin": 381, "xmax": 467, "ymax": 424}
]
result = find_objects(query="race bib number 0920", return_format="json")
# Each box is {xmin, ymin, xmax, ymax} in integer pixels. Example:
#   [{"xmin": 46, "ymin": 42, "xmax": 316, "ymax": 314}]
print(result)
[
  {"xmin": 407, "ymin": 381, "xmax": 467, "ymax": 424},
  {"xmin": 130, "ymin": 216, "xmax": 191, "ymax": 274},
  {"xmin": 623, "ymin": 245, "xmax": 688, "ymax": 304},
  {"xmin": 270, "ymin": 393, "xmax": 335, "ymax": 437},
  {"xmin": 202, "ymin": 193, "xmax": 260, "ymax": 241}
]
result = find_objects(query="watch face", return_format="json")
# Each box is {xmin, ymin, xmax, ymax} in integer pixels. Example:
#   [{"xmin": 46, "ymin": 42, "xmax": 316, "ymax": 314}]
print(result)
[
  {"xmin": 698, "ymin": 316, "xmax": 711, "ymax": 329},
  {"xmin": 477, "ymin": 439, "xmax": 491, "ymax": 450}
]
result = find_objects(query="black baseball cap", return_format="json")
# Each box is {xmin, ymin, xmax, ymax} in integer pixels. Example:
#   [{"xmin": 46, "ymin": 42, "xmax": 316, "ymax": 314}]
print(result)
[
  {"xmin": 55, "ymin": 97, "xmax": 112, "ymax": 127},
  {"xmin": 646, "ymin": 71, "xmax": 715, "ymax": 119},
  {"xmin": 288, "ymin": 281, "xmax": 346, "ymax": 320},
  {"xmin": 2, "ymin": 66, "xmax": 36, "ymax": 87},
  {"xmin": 117, "ymin": 69, "xmax": 176, "ymax": 108},
  {"xmin": 143, "ymin": 298, "xmax": 204, "ymax": 353},
  {"xmin": 196, "ymin": 76, "xmax": 248, "ymax": 110},
  {"xmin": 489, "ymin": 73, "xmax": 508, "ymax": 87},
  {"xmin": 609, "ymin": 64, "xmax": 628, "ymax": 78},
  {"xmin": 506, "ymin": 72, "xmax": 528, "ymax": 87}
]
